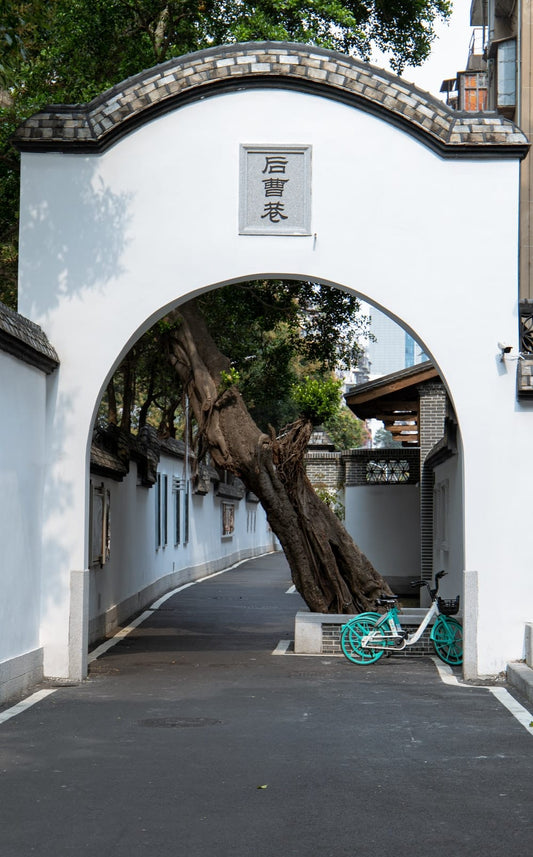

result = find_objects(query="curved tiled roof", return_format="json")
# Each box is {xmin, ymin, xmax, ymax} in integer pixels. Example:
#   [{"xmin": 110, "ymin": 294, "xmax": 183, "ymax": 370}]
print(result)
[
  {"xmin": 13, "ymin": 43, "xmax": 529, "ymax": 159},
  {"xmin": 0, "ymin": 301, "xmax": 59, "ymax": 374}
]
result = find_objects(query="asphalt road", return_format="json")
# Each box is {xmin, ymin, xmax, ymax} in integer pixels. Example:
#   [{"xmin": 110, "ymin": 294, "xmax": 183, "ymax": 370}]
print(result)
[{"xmin": 0, "ymin": 553, "xmax": 532, "ymax": 856}]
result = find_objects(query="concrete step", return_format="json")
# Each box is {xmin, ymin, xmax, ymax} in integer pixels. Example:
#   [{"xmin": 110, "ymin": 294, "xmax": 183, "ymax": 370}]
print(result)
[{"xmin": 507, "ymin": 662, "xmax": 533, "ymax": 707}]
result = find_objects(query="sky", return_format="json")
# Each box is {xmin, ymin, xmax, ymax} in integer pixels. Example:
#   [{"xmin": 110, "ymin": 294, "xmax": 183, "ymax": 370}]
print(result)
[{"xmin": 374, "ymin": 0, "xmax": 473, "ymax": 100}]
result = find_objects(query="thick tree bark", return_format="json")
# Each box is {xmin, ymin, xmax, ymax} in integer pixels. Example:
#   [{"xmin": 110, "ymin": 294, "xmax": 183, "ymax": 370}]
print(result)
[{"xmin": 167, "ymin": 300, "xmax": 392, "ymax": 613}]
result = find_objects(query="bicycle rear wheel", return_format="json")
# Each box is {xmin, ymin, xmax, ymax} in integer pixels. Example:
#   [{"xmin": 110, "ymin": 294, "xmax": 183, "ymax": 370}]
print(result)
[
  {"xmin": 340, "ymin": 616, "xmax": 386, "ymax": 665},
  {"xmin": 431, "ymin": 616, "xmax": 463, "ymax": 665}
]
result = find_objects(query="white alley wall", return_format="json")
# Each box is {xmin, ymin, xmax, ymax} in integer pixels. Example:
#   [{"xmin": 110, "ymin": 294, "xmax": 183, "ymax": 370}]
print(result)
[
  {"xmin": 88, "ymin": 449, "xmax": 276, "ymax": 644},
  {"xmin": 0, "ymin": 351, "xmax": 47, "ymax": 702}
]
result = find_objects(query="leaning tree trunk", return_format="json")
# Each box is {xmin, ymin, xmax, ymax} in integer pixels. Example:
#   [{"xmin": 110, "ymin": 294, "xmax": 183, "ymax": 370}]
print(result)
[{"xmin": 167, "ymin": 300, "xmax": 393, "ymax": 614}]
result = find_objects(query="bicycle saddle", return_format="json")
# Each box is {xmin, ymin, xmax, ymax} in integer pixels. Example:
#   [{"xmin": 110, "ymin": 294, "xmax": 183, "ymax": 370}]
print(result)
[{"xmin": 376, "ymin": 595, "xmax": 398, "ymax": 606}]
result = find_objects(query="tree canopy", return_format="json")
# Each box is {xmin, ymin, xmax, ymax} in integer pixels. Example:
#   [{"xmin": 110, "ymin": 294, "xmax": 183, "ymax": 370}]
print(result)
[
  {"xmin": 98, "ymin": 280, "xmax": 372, "ymax": 441},
  {"xmin": 3, "ymin": 1, "xmax": 451, "ymax": 99}
]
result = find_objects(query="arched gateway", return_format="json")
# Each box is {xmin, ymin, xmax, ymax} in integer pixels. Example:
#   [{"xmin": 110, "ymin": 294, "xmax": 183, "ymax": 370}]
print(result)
[{"xmin": 12, "ymin": 43, "xmax": 531, "ymax": 682}]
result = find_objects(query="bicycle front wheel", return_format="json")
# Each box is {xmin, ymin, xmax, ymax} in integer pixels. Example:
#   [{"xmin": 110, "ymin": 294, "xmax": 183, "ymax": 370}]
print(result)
[
  {"xmin": 340, "ymin": 616, "xmax": 386, "ymax": 665},
  {"xmin": 431, "ymin": 616, "xmax": 463, "ymax": 665}
]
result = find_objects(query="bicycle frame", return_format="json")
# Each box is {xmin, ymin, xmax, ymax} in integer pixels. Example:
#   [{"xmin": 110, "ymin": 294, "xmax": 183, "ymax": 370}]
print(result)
[
  {"xmin": 361, "ymin": 599, "xmax": 440, "ymax": 652},
  {"xmin": 341, "ymin": 570, "xmax": 463, "ymax": 666}
]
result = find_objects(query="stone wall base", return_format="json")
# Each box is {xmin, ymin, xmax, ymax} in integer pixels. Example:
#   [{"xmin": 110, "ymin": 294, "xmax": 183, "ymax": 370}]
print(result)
[{"xmin": 0, "ymin": 648, "xmax": 43, "ymax": 706}]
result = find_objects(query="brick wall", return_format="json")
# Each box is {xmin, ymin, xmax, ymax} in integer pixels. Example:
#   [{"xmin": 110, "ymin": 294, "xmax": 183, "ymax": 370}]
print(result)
[
  {"xmin": 343, "ymin": 447, "xmax": 420, "ymax": 486},
  {"xmin": 323, "ymin": 622, "xmax": 439, "ymax": 657},
  {"xmin": 304, "ymin": 451, "xmax": 344, "ymax": 490},
  {"xmin": 418, "ymin": 383, "xmax": 448, "ymax": 580}
]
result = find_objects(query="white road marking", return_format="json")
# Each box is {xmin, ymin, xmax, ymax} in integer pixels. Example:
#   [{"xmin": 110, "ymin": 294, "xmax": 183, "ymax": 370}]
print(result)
[
  {"xmin": 272, "ymin": 641, "xmax": 342, "ymax": 657},
  {"xmin": 0, "ymin": 689, "xmax": 57, "ymax": 725},
  {"xmin": 488, "ymin": 687, "xmax": 533, "ymax": 737},
  {"xmin": 2, "ymin": 552, "xmax": 278, "ymax": 725},
  {"xmin": 430, "ymin": 657, "xmax": 533, "ymax": 737},
  {"xmin": 430, "ymin": 657, "xmax": 467, "ymax": 686},
  {"xmin": 89, "ymin": 551, "xmax": 275, "ymax": 662},
  {"xmin": 88, "ymin": 610, "xmax": 154, "ymax": 662}
]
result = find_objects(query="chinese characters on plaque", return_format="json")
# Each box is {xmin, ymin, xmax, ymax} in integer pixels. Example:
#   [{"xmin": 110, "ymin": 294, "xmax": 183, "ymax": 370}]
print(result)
[{"xmin": 239, "ymin": 145, "xmax": 312, "ymax": 235}]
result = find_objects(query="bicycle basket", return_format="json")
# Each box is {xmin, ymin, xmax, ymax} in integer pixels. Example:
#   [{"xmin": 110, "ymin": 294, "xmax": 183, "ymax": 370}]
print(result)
[{"xmin": 437, "ymin": 596, "xmax": 460, "ymax": 616}]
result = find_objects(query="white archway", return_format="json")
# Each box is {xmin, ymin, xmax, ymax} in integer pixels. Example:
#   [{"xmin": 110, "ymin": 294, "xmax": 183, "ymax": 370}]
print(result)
[{"xmin": 14, "ymin": 44, "xmax": 530, "ymax": 679}]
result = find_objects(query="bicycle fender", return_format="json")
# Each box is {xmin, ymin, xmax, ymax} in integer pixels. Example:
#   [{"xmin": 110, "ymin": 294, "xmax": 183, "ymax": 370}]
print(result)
[
  {"xmin": 342, "ymin": 612, "xmax": 381, "ymax": 629},
  {"xmin": 429, "ymin": 616, "xmax": 448, "ymax": 641}
]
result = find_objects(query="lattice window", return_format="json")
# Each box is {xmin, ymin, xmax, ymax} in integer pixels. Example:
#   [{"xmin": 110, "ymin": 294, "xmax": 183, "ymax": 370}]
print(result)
[{"xmin": 366, "ymin": 459, "xmax": 410, "ymax": 484}]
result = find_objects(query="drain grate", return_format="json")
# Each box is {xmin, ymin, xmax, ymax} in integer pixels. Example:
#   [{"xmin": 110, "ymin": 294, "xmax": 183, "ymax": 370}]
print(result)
[{"xmin": 139, "ymin": 717, "xmax": 222, "ymax": 728}]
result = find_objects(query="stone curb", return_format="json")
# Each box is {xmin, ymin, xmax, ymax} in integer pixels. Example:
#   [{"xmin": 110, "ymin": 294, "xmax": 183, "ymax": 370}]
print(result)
[{"xmin": 506, "ymin": 662, "xmax": 533, "ymax": 707}]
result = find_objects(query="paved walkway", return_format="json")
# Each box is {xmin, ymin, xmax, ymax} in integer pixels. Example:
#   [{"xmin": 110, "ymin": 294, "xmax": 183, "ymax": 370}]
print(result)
[{"xmin": 0, "ymin": 553, "xmax": 532, "ymax": 856}]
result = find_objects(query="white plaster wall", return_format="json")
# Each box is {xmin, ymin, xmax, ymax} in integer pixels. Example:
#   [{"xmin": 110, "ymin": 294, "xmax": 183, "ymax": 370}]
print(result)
[
  {"xmin": 432, "ymin": 455, "xmax": 464, "ymax": 601},
  {"xmin": 16, "ymin": 87, "xmax": 530, "ymax": 676},
  {"xmin": 0, "ymin": 352, "xmax": 45, "ymax": 662},
  {"xmin": 89, "ymin": 451, "xmax": 274, "ymax": 639},
  {"xmin": 345, "ymin": 485, "xmax": 420, "ymax": 586}
]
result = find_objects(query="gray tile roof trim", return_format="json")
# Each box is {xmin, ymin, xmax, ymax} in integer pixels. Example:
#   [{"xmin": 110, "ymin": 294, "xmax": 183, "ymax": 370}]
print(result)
[
  {"xmin": 90, "ymin": 443, "xmax": 128, "ymax": 480},
  {"xmin": 0, "ymin": 301, "xmax": 59, "ymax": 374},
  {"xmin": 345, "ymin": 360, "xmax": 438, "ymax": 399},
  {"xmin": 12, "ymin": 42, "xmax": 529, "ymax": 160}
]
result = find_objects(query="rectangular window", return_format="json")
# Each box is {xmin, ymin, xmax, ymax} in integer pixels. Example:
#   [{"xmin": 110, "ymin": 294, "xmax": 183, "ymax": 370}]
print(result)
[
  {"xmin": 173, "ymin": 477, "xmax": 181, "ymax": 546},
  {"xmin": 497, "ymin": 38, "xmax": 516, "ymax": 112},
  {"xmin": 460, "ymin": 71, "xmax": 488, "ymax": 111},
  {"xmin": 162, "ymin": 474, "xmax": 168, "ymax": 547},
  {"xmin": 247, "ymin": 508, "xmax": 257, "ymax": 533},
  {"xmin": 222, "ymin": 502, "xmax": 235, "ymax": 537},
  {"xmin": 156, "ymin": 474, "xmax": 161, "ymax": 548},
  {"xmin": 90, "ymin": 481, "xmax": 110, "ymax": 567},
  {"xmin": 156, "ymin": 473, "xmax": 168, "ymax": 548},
  {"xmin": 433, "ymin": 480, "xmax": 449, "ymax": 553},
  {"xmin": 184, "ymin": 481, "xmax": 190, "ymax": 545}
]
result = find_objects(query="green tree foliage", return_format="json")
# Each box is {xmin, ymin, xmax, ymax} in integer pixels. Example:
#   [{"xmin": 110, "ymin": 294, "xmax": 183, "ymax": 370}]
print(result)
[
  {"xmin": 197, "ymin": 280, "xmax": 369, "ymax": 431},
  {"xmin": 0, "ymin": 0, "xmax": 450, "ymax": 307},
  {"xmin": 292, "ymin": 376, "xmax": 342, "ymax": 425},
  {"xmin": 4, "ymin": 1, "xmax": 452, "ymax": 103},
  {"xmin": 100, "ymin": 280, "xmax": 371, "ymax": 438},
  {"xmin": 97, "ymin": 316, "xmax": 187, "ymax": 437},
  {"xmin": 324, "ymin": 404, "xmax": 369, "ymax": 450}
]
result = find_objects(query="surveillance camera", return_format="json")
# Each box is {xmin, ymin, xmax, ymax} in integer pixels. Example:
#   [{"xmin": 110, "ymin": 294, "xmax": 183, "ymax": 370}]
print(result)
[{"xmin": 498, "ymin": 342, "xmax": 512, "ymax": 354}]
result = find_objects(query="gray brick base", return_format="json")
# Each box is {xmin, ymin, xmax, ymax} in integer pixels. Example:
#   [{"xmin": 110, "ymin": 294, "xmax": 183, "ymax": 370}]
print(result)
[
  {"xmin": 295, "ymin": 609, "xmax": 462, "ymax": 658},
  {"xmin": 324, "ymin": 622, "xmax": 436, "ymax": 657}
]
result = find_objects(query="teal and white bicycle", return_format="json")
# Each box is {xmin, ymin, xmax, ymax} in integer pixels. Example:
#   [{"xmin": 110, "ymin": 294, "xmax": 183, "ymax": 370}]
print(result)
[{"xmin": 341, "ymin": 570, "xmax": 463, "ymax": 666}]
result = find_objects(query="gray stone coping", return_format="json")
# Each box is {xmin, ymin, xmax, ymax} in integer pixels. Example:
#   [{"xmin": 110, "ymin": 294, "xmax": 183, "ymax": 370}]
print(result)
[{"xmin": 12, "ymin": 42, "xmax": 529, "ymax": 159}]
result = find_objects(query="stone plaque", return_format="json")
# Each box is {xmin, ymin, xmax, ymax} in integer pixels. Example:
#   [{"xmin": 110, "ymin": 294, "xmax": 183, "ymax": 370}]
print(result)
[{"xmin": 239, "ymin": 145, "xmax": 312, "ymax": 235}]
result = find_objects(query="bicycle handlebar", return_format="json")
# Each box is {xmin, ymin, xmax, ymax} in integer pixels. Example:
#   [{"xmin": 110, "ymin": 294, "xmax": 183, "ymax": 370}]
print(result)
[{"xmin": 410, "ymin": 570, "xmax": 447, "ymax": 600}]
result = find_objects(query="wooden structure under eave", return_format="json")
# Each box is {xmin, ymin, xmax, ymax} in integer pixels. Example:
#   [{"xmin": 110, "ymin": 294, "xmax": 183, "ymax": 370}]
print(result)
[{"xmin": 344, "ymin": 360, "xmax": 440, "ymax": 447}]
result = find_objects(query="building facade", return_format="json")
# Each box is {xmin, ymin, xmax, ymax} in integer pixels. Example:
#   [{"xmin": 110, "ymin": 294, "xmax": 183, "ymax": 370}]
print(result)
[{"xmin": 3, "ymin": 42, "xmax": 531, "ymax": 688}]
